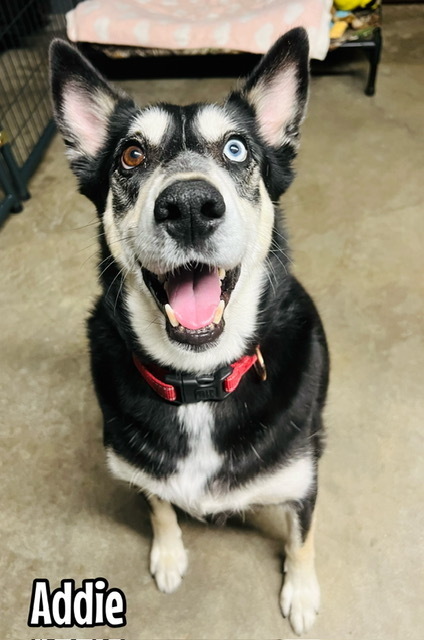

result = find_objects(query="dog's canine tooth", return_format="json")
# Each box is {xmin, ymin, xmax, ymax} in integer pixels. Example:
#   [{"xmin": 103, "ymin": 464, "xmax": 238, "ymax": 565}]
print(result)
[
  {"xmin": 218, "ymin": 268, "xmax": 226, "ymax": 281},
  {"xmin": 213, "ymin": 299, "xmax": 225, "ymax": 324},
  {"xmin": 157, "ymin": 274, "xmax": 166, "ymax": 284},
  {"xmin": 164, "ymin": 304, "xmax": 179, "ymax": 327}
]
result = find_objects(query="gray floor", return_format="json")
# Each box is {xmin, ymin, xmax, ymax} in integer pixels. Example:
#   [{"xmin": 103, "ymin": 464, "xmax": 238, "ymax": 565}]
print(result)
[{"xmin": 1, "ymin": 5, "xmax": 423, "ymax": 639}]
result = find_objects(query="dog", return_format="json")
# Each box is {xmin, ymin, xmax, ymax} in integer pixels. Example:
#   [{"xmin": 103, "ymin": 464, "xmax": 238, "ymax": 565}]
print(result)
[{"xmin": 50, "ymin": 28, "xmax": 329, "ymax": 635}]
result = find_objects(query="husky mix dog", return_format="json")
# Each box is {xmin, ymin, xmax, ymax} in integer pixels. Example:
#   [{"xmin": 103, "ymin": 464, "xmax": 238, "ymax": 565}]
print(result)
[{"xmin": 50, "ymin": 28, "xmax": 329, "ymax": 635}]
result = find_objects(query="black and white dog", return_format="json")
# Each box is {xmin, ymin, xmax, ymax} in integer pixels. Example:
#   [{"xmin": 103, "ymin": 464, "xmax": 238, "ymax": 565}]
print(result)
[{"xmin": 50, "ymin": 28, "xmax": 329, "ymax": 635}]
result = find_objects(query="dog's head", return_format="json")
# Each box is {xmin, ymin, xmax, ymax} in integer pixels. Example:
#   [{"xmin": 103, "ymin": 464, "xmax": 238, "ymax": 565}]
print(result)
[{"xmin": 50, "ymin": 30, "xmax": 309, "ymax": 372}]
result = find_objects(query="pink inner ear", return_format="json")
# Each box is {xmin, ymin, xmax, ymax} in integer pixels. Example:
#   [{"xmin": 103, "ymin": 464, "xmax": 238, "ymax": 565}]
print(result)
[
  {"xmin": 63, "ymin": 89, "xmax": 110, "ymax": 156},
  {"xmin": 254, "ymin": 67, "xmax": 298, "ymax": 147}
]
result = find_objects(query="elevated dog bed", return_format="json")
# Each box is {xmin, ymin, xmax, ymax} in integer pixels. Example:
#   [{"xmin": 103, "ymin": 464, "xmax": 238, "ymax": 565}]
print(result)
[{"xmin": 66, "ymin": 0, "xmax": 332, "ymax": 61}]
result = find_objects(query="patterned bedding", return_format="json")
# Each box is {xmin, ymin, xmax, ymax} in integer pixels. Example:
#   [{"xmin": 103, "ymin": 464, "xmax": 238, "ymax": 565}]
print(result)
[{"xmin": 66, "ymin": 0, "xmax": 332, "ymax": 61}]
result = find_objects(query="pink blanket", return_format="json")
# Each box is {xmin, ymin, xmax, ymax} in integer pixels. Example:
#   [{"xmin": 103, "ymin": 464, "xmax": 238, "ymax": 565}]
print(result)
[{"xmin": 67, "ymin": 0, "xmax": 332, "ymax": 61}]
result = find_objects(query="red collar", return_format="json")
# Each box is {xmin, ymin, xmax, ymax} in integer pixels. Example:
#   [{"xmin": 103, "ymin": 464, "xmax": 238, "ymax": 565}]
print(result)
[{"xmin": 133, "ymin": 347, "xmax": 266, "ymax": 404}]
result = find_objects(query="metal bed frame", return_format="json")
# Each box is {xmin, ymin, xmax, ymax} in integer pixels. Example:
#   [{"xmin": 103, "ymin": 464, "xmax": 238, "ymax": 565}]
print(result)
[{"xmin": 0, "ymin": 0, "xmax": 74, "ymax": 225}]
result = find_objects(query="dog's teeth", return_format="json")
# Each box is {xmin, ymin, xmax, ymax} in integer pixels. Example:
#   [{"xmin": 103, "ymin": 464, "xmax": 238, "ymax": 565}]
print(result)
[
  {"xmin": 164, "ymin": 304, "xmax": 179, "ymax": 327},
  {"xmin": 157, "ymin": 274, "xmax": 166, "ymax": 284},
  {"xmin": 218, "ymin": 268, "xmax": 226, "ymax": 281},
  {"xmin": 213, "ymin": 300, "xmax": 225, "ymax": 324}
]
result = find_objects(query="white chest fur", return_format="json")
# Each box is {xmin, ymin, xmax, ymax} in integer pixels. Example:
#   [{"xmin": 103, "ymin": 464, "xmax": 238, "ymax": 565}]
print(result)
[{"xmin": 106, "ymin": 403, "xmax": 314, "ymax": 517}]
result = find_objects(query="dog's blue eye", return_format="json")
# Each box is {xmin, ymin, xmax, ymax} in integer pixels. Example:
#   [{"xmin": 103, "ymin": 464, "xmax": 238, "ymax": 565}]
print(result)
[{"xmin": 223, "ymin": 138, "xmax": 248, "ymax": 163}]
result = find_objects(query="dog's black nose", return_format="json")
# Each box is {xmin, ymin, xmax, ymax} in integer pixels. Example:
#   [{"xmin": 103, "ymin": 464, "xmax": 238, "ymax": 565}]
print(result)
[{"xmin": 154, "ymin": 179, "xmax": 225, "ymax": 245}]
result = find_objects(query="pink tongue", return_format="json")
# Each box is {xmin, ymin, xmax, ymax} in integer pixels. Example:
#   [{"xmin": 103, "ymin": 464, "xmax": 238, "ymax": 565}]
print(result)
[{"xmin": 166, "ymin": 266, "xmax": 221, "ymax": 330}]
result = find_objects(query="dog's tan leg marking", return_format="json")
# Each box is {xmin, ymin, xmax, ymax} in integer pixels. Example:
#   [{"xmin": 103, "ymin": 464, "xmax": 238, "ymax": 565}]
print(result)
[
  {"xmin": 148, "ymin": 496, "xmax": 188, "ymax": 594},
  {"xmin": 280, "ymin": 509, "xmax": 320, "ymax": 636}
]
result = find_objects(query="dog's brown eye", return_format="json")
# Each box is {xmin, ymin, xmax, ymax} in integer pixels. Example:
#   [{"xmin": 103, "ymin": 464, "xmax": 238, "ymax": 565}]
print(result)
[{"xmin": 121, "ymin": 145, "xmax": 145, "ymax": 169}]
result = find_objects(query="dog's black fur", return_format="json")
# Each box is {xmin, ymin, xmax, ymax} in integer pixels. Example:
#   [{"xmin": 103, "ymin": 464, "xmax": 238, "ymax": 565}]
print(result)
[
  {"xmin": 89, "ymin": 272, "xmax": 328, "ymax": 509},
  {"xmin": 50, "ymin": 28, "xmax": 329, "ymax": 634}
]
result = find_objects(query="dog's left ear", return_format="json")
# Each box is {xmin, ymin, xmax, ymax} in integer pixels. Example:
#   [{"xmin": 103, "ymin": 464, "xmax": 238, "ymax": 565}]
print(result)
[{"xmin": 238, "ymin": 28, "xmax": 309, "ymax": 149}]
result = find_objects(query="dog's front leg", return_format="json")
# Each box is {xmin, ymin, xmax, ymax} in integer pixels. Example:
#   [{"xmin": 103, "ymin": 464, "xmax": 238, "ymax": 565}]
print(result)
[
  {"xmin": 147, "ymin": 495, "xmax": 188, "ymax": 594},
  {"xmin": 280, "ymin": 502, "xmax": 320, "ymax": 635}
]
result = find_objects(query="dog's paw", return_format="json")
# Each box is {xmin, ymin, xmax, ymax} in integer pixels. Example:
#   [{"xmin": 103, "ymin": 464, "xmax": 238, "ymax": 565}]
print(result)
[
  {"xmin": 150, "ymin": 538, "xmax": 188, "ymax": 594},
  {"xmin": 280, "ymin": 565, "xmax": 320, "ymax": 636}
]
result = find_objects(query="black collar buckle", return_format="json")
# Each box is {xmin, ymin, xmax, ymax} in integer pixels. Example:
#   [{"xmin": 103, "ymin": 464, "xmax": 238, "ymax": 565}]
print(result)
[{"xmin": 165, "ymin": 365, "xmax": 232, "ymax": 404}]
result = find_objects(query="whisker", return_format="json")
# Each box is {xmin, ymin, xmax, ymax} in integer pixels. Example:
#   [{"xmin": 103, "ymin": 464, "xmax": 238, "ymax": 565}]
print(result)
[
  {"xmin": 264, "ymin": 257, "xmax": 277, "ymax": 296},
  {"xmin": 113, "ymin": 259, "xmax": 136, "ymax": 314},
  {"xmin": 70, "ymin": 217, "xmax": 99, "ymax": 231},
  {"xmin": 268, "ymin": 249, "xmax": 288, "ymax": 276},
  {"xmin": 98, "ymin": 256, "xmax": 116, "ymax": 280},
  {"xmin": 105, "ymin": 264, "xmax": 127, "ymax": 300},
  {"xmin": 113, "ymin": 272, "xmax": 127, "ymax": 314}
]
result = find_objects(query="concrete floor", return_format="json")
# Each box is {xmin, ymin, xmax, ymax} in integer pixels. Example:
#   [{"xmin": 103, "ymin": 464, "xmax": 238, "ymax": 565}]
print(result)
[{"xmin": 1, "ymin": 5, "xmax": 423, "ymax": 639}]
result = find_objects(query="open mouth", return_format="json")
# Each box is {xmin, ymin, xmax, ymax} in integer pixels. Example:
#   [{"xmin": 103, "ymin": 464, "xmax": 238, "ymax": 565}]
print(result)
[{"xmin": 141, "ymin": 263, "xmax": 240, "ymax": 347}]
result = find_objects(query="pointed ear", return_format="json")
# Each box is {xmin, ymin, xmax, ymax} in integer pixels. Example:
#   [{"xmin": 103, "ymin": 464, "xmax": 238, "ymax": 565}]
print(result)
[
  {"xmin": 239, "ymin": 28, "xmax": 309, "ymax": 149},
  {"xmin": 49, "ymin": 39, "xmax": 123, "ymax": 161}
]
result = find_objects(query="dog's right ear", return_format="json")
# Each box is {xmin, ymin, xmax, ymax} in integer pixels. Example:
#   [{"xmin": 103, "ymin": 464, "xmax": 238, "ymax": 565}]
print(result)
[
  {"xmin": 235, "ymin": 28, "xmax": 309, "ymax": 150},
  {"xmin": 49, "ymin": 39, "xmax": 125, "ymax": 165}
]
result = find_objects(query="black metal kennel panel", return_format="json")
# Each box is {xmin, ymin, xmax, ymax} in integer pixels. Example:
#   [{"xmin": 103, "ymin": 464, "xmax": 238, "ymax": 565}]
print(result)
[{"xmin": 0, "ymin": 0, "xmax": 72, "ymax": 224}]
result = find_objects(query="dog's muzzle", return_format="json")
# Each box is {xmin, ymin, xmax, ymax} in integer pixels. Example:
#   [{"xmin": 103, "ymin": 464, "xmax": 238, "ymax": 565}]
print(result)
[
  {"xmin": 154, "ymin": 179, "xmax": 225, "ymax": 247},
  {"xmin": 141, "ymin": 179, "xmax": 240, "ymax": 348}
]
